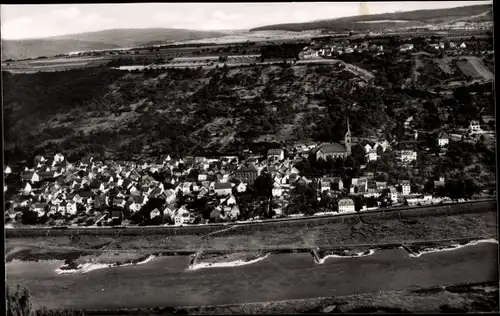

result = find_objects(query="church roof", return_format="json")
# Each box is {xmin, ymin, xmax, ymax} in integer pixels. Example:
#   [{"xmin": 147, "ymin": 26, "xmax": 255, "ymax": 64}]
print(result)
[{"xmin": 319, "ymin": 143, "xmax": 347, "ymax": 153}]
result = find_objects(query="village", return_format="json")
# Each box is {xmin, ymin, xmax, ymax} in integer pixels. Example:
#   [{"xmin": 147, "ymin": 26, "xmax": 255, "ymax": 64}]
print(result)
[{"xmin": 4, "ymin": 114, "xmax": 494, "ymax": 228}]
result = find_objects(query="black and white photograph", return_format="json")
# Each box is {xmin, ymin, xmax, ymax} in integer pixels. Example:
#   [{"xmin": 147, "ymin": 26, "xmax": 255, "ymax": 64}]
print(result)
[{"xmin": 2, "ymin": 1, "xmax": 497, "ymax": 314}]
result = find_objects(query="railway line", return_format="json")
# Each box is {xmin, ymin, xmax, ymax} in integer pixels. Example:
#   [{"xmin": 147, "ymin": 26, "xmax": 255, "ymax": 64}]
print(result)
[{"xmin": 5, "ymin": 198, "xmax": 496, "ymax": 237}]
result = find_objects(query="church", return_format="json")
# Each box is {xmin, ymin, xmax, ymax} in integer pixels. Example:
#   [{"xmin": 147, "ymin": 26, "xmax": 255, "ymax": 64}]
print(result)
[{"xmin": 315, "ymin": 119, "xmax": 352, "ymax": 160}]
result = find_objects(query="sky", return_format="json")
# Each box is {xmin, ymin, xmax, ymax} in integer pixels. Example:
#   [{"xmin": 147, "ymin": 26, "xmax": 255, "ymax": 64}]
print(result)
[{"xmin": 1, "ymin": 1, "xmax": 493, "ymax": 40}]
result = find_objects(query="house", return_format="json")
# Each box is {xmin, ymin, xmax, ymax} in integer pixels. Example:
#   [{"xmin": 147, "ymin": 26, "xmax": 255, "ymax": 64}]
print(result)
[
  {"xmin": 366, "ymin": 149, "xmax": 378, "ymax": 161},
  {"xmin": 400, "ymin": 150, "xmax": 417, "ymax": 163},
  {"xmin": 173, "ymin": 207, "xmax": 191, "ymax": 225},
  {"xmin": 389, "ymin": 186, "xmax": 398, "ymax": 203},
  {"xmin": 229, "ymin": 205, "xmax": 240, "ymax": 220},
  {"xmin": 66, "ymin": 201, "xmax": 77, "ymax": 215},
  {"xmin": 150, "ymin": 208, "xmax": 161, "ymax": 219},
  {"xmin": 22, "ymin": 182, "xmax": 32, "ymax": 194},
  {"xmin": 4, "ymin": 166, "xmax": 12, "ymax": 174},
  {"xmin": 438, "ymin": 133, "xmax": 449, "ymax": 147},
  {"xmin": 210, "ymin": 208, "xmax": 222, "ymax": 221},
  {"xmin": 459, "ymin": 42, "xmax": 467, "ymax": 49},
  {"xmin": 399, "ymin": 43, "xmax": 414, "ymax": 52},
  {"xmin": 401, "ymin": 180, "xmax": 411, "ymax": 195},
  {"xmin": 223, "ymin": 195, "xmax": 237, "ymax": 206},
  {"xmin": 31, "ymin": 203, "xmax": 48, "ymax": 216},
  {"xmin": 338, "ymin": 198, "xmax": 355, "ymax": 213},
  {"xmin": 129, "ymin": 195, "xmax": 148, "ymax": 212},
  {"xmin": 112, "ymin": 198, "xmax": 126, "ymax": 208},
  {"xmin": 376, "ymin": 181, "xmax": 387, "ymax": 190},
  {"xmin": 54, "ymin": 153, "xmax": 65, "ymax": 163},
  {"xmin": 272, "ymin": 185, "xmax": 284, "ymax": 197},
  {"xmin": 21, "ymin": 171, "xmax": 40, "ymax": 183},
  {"xmin": 34, "ymin": 155, "xmax": 46, "ymax": 165},
  {"xmin": 481, "ymin": 115, "xmax": 495, "ymax": 124},
  {"xmin": 434, "ymin": 177, "xmax": 445, "ymax": 188},
  {"xmin": 181, "ymin": 182, "xmax": 193, "ymax": 194},
  {"xmin": 198, "ymin": 173, "xmax": 208, "ymax": 181},
  {"xmin": 469, "ymin": 120, "xmax": 481, "ymax": 133},
  {"xmin": 234, "ymin": 165, "xmax": 258, "ymax": 184},
  {"xmin": 214, "ymin": 182, "xmax": 232, "ymax": 196},
  {"xmin": 236, "ymin": 182, "xmax": 247, "ymax": 193},
  {"xmin": 320, "ymin": 178, "xmax": 331, "ymax": 192},
  {"xmin": 331, "ymin": 177, "xmax": 344, "ymax": 191},
  {"xmin": 364, "ymin": 144, "xmax": 373, "ymax": 153},
  {"xmin": 299, "ymin": 47, "xmax": 319, "ymax": 59},
  {"xmin": 267, "ymin": 148, "xmax": 285, "ymax": 161}
]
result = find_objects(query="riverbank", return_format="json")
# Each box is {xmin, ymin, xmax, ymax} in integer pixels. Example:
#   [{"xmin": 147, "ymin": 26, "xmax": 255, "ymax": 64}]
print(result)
[
  {"xmin": 6, "ymin": 211, "xmax": 497, "ymax": 257},
  {"xmin": 174, "ymin": 281, "xmax": 499, "ymax": 315}
]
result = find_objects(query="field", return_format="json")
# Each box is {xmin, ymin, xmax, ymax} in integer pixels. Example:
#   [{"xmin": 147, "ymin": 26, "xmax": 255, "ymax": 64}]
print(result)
[
  {"xmin": 456, "ymin": 57, "xmax": 494, "ymax": 80},
  {"xmin": 436, "ymin": 57, "xmax": 454, "ymax": 74}
]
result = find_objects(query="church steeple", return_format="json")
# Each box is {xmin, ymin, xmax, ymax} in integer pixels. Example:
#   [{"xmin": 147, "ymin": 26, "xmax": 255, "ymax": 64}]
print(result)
[{"xmin": 345, "ymin": 117, "xmax": 352, "ymax": 155}]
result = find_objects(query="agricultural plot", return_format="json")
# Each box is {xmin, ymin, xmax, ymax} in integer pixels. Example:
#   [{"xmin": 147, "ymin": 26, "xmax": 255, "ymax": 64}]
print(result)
[
  {"xmin": 456, "ymin": 57, "xmax": 494, "ymax": 80},
  {"xmin": 436, "ymin": 58, "xmax": 454, "ymax": 74}
]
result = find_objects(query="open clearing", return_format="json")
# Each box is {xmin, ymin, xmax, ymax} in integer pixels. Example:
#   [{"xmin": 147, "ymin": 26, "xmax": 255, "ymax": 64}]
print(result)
[{"xmin": 456, "ymin": 57, "xmax": 494, "ymax": 80}]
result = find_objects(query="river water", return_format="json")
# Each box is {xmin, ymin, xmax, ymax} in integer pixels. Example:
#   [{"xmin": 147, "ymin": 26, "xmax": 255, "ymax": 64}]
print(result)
[{"xmin": 6, "ymin": 243, "xmax": 498, "ymax": 310}]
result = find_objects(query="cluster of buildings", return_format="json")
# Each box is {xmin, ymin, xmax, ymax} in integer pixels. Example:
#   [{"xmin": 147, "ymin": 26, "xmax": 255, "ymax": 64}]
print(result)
[
  {"xmin": 299, "ymin": 41, "xmax": 385, "ymax": 59},
  {"xmin": 4, "ymin": 120, "xmax": 460, "ymax": 227}
]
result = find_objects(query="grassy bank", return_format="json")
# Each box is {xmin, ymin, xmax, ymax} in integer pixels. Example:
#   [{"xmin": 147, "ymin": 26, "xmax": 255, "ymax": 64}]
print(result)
[
  {"xmin": 6, "ymin": 211, "xmax": 497, "ymax": 258},
  {"xmin": 73, "ymin": 281, "xmax": 498, "ymax": 314}
]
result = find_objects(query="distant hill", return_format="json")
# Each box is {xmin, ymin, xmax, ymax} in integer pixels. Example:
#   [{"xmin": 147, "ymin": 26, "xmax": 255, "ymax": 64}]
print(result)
[
  {"xmin": 1, "ymin": 28, "xmax": 228, "ymax": 61},
  {"xmin": 250, "ymin": 4, "xmax": 493, "ymax": 32}
]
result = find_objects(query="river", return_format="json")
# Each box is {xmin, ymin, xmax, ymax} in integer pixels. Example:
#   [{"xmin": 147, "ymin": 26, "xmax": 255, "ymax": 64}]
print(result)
[{"xmin": 6, "ymin": 242, "xmax": 498, "ymax": 310}]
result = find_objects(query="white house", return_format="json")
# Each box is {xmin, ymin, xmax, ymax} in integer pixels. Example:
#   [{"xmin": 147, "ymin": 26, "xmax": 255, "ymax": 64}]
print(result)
[
  {"xmin": 438, "ymin": 134, "xmax": 449, "ymax": 147},
  {"xmin": 401, "ymin": 180, "xmax": 411, "ymax": 195},
  {"xmin": 400, "ymin": 150, "xmax": 417, "ymax": 163},
  {"xmin": 214, "ymin": 182, "xmax": 232, "ymax": 196},
  {"xmin": 54, "ymin": 153, "xmax": 65, "ymax": 163},
  {"xmin": 150, "ymin": 208, "xmax": 161, "ymax": 219},
  {"xmin": 272, "ymin": 185, "xmax": 284, "ymax": 197},
  {"xmin": 66, "ymin": 201, "xmax": 77, "ymax": 215},
  {"xmin": 364, "ymin": 144, "xmax": 373, "ymax": 153},
  {"xmin": 338, "ymin": 198, "xmax": 355, "ymax": 213},
  {"xmin": 21, "ymin": 171, "xmax": 40, "ymax": 183},
  {"xmin": 399, "ymin": 43, "xmax": 414, "ymax": 52},
  {"xmin": 366, "ymin": 149, "xmax": 378, "ymax": 161},
  {"xmin": 163, "ymin": 206, "xmax": 175, "ymax": 219},
  {"xmin": 459, "ymin": 42, "xmax": 467, "ymax": 49},
  {"xmin": 23, "ymin": 182, "xmax": 32, "ymax": 195},
  {"xmin": 236, "ymin": 182, "xmax": 247, "ymax": 193},
  {"xmin": 4, "ymin": 166, "xmax": 12, "ymax": 174},
  {"xmin": 173, "ymin": 207, "xmax": 191, "ymax": 225},
  {"xmin": 229, "ymin": 205, "xmax": 240, "ymax": 220},
  {"xmin": 267, "ymin": 148, "xmax": 285, "ymax": 161},
  {"xmin": 389, "ymin": 186, "xmax": 398, "ymax": 203},
  {"xmin": 469, "ymin": 120, "xmax": 481, "ymax": 133}
]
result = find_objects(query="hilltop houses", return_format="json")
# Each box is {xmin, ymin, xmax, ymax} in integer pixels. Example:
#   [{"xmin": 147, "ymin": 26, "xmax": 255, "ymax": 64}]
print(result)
[
  {"xmin": 267, "ymin": 148, "xmax": 285, "ymax": 161},
  {"xmin": 469, "ymin": 120, "xmax": 481, "ymax": 133}
]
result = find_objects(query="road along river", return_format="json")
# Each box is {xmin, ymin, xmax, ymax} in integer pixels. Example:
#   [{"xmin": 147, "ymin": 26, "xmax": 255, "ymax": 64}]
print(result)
[{"xmin": 6, "ymin": 241, "xmax": 498, "ymax": 310}]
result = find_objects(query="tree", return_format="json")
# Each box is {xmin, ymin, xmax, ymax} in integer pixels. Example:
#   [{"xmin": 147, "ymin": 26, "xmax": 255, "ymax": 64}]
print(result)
[
  {"xmin": 253, "ymin": 174, "xmax": 273, "ymax": 197},
  {"xmin": 20, "ymin": 207, "xmax": 38, "ymax": 225},
  {"xmin": 7, "ymin": 284, "xmax": 32, "ymax": 316},
  {"xmin": 351, "ymin": 144, "xmax": 366, "ymax": 165}
]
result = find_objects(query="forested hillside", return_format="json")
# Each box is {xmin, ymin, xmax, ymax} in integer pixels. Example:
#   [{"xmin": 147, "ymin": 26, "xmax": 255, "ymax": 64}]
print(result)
[{"xmin": 2, "ymin": 52, "xmax": 493, "ymax": 165}]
